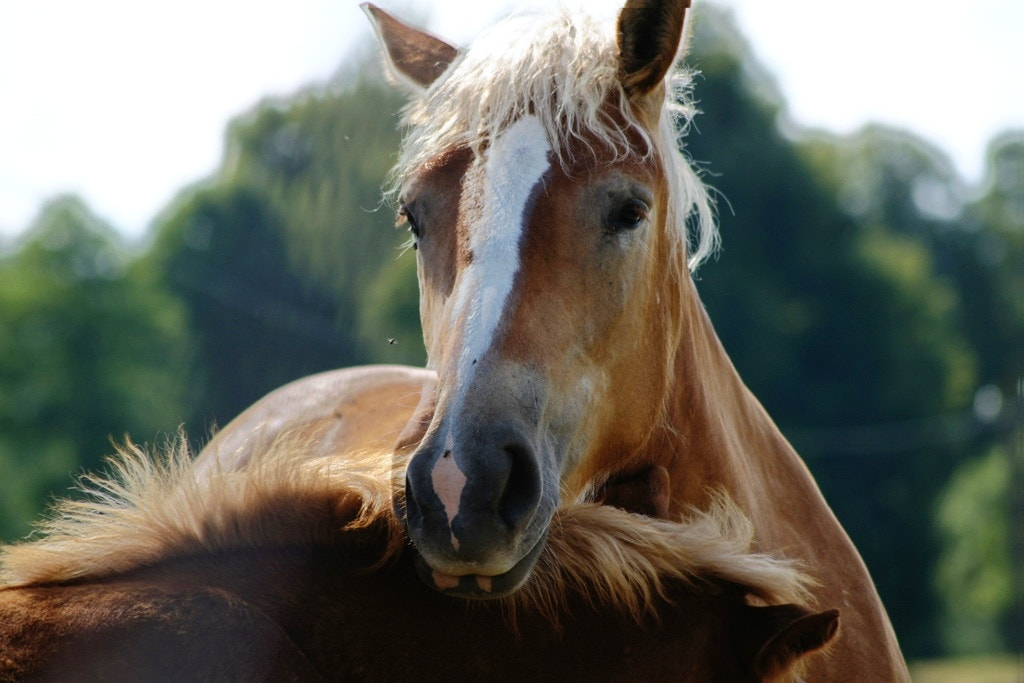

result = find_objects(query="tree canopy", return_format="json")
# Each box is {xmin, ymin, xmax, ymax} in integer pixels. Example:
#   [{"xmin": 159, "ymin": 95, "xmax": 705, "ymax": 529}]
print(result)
[{"xmin": 0, "ymin": 197, "xmax": 189, "ymax": 540}]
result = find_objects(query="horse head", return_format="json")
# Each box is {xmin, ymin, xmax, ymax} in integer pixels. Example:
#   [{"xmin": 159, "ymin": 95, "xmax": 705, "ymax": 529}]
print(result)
[{"xmin": 365, "ymin": 0, "xmax": 714, "ymax": 597}]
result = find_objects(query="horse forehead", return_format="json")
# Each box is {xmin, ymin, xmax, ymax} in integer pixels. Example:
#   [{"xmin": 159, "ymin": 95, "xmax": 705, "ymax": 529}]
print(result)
[
  {"xmin": 403, "ymin": 146, "xmax": 472, "ymax": 202},
  {"xmin": 464, "ymin": 116, "xmax": 553, "ymax": 200},
  {"xmin": 467, "ymin": 126, "xmax": 661, "ymax": 213},
  {"xmin": 410, "ymin": 95, "xmax": 656, "ymax": 206}
]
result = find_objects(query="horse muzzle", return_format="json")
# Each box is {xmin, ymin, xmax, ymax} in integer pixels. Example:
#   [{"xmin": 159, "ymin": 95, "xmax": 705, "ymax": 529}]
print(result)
[{"xmin": 402, "ymin": 420, "xmax": 553, "ymax": 598}]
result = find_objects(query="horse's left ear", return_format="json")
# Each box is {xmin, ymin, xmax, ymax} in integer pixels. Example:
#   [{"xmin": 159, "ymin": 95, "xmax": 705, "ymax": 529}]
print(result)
[
  {"xmin": 616, "ymin": 0, "xmax": 691, "ymax": 100},
  {"xmin": 362, "ymin": 3, "xmax": 459, "ymax": 93}
]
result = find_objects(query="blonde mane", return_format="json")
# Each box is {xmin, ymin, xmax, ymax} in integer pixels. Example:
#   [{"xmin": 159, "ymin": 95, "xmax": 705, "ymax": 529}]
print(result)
[
  {"xmin": 0, "ymin": 435, "xmax": 403, "ymax": 588},
  {"xmin": 0, "ymin": 433, "xmax": 812, "ymax": 622},
  {"xmin": 391, "ymin": 7, "xmax": 717, "ymax": 270}
]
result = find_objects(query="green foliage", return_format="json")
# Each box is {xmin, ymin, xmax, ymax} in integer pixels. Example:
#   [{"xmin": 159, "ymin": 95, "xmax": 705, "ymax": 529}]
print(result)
[
  {"xmin": 853, "ymin": 228, "xmax": 976, "ymax": 413},
  {"xmin": 0, "ymin": 197, "xmax": 189, "ymax": 542},
  {"xmin": 223, "ymin": 78, "xmax": 410, "ymax": 331},
  {"xmin": 978, "ymin": 134, "xmax": 1024, "ymax": 233},
  {"xmin": 788, "ymin": 86, "xmax": 1022, "ymax": 660},
  {"xmin": 145, "ymin": 67, "xmax": 418, "ymax": 431},
  {"xmin": 935, "ymin": 447, "xmax": 1013, "ymax": 654},
  {"xmin": 804, "ymin": 126, "xmax": 1023, "ymax": 396},
  {"xmin": 147, "ymin": 186, "xmax": 351, "ymax": 434},
  {"xmin": 968, "ymin": 135, "xmax": 1024, "ymax": 391},
  {"xmin": 358, "ymin": 252, "xmax": 425, "ymax": 366}
]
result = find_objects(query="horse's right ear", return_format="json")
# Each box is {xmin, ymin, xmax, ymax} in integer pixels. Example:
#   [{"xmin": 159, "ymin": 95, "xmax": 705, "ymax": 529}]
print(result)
[
  {"xmin": 361, "ymin": 3, "xmax": 459, "ymax": 93},
  {"xmin": 742, "ymin": 605, "xmax": 841, "ymax": 679}
]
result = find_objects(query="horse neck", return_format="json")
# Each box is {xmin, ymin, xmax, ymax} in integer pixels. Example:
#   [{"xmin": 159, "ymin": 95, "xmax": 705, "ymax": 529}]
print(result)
[
  {"xmin": 655, "ymin": 279, "xmax": 911, "ymax": 680},
  {"xmin": 651, "ymin": 277, "xmax": 821, "ymax": 525}
]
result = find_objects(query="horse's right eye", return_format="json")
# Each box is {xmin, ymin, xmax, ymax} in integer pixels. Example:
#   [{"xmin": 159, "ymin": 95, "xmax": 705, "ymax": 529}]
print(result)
[{"xmin": 397, "ymin": 202, "xmax": 422, "ymax": 248}]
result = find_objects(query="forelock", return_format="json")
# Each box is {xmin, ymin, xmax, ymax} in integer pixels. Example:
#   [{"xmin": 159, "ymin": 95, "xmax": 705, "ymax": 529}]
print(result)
[{"xmin": 389, "ymin": 7, "xmax": 717, "ymax": 271}]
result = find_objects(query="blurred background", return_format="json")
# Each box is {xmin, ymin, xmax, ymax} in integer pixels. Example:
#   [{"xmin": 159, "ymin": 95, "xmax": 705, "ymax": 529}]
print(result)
[{"xmin": 0, "ymin": 0, "xmax": 1021, "ymax": 675}]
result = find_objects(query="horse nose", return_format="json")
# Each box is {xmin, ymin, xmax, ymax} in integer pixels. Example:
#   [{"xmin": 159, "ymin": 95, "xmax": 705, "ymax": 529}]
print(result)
[{"xmin": 404, "ymin": 427, "xmax": 542, "ymax": 567}]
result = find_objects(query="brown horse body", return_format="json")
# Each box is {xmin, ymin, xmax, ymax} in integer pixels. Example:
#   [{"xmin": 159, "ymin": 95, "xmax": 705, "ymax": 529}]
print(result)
[
  {"xmin": 0, "ymin": 554, "xmax": 835, "ymax": 683},
  {"xmin": 1, "ymin": 440, "xmax": 837, "ymax": 682}
]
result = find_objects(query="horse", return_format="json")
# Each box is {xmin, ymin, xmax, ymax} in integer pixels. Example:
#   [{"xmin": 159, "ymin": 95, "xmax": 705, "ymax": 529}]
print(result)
[
  {"xmin": 2, "ymin": 0, "xmax": 905, "ymax": 678},
  {"xmin": 193, "ymin": 1, "xmax": 909, "ymax": 678},
  {"xmin": 0, "ymin": 437, "xmax": 839, "ymax": 681}
]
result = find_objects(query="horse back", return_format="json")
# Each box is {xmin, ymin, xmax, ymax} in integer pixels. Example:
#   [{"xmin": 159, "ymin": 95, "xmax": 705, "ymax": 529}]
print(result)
[
  {"xmin": 0, "ymin": 579, "xmax": 322, "ymax": 682},
  {"xmin": 0, "ymin": 539, "xmax": 837, "ymax": 682},
  {"xmin": 195, "ymin": 365, "xmax": 433, "ymax": 475}
]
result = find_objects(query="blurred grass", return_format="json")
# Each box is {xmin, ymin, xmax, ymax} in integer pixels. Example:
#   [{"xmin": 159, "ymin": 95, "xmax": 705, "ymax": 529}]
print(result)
[{"xmin": 910, "ymin": 656, "xmax": 1022, "ymax": 683}]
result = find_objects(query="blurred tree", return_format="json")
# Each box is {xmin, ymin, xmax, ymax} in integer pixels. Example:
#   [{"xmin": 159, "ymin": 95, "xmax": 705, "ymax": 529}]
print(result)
[
  {"xmin": 968, "ymin": 134, "xmax": 1024, "ymax": 390},
  {"xmin": 800, "ymin": 122, "xmax": 1024, "ymax": 654},
  {"xmin": 148, "ymin": 186, "xmax": 351, "ymax": 435},
  {"xmin": 978, "ymin": 133, "xmax": 1024, "ymax": 232},
  {"xmin": 801, "ymin": 125, "xmax": 968, "ymax": 234},
  {"xmin": 935, "ymin": 446, "xmax": 1013, "ymax": 654},
  {"xmin": 805, "ymin": 127, "xmax": 1022, "ymax": 395},
  {"xmin": 146, "ymin": 65, "xmax": 420, "ymax": 432},
  {"xmin": 222, "ymin": 75, "xmax": 420, "ymax": 361},
  {"xmin": 358, "ymin": 252, "xmax": 424, "ymax": 366},
  {"xmin": 970, "ymin": 133, "xmax": 1024, "ymax": 655},
  {"xmin": 0, "ymin": 196, "xmax": 189, "ymax": 542},
  {"xmin": 686, "ymin": 8, "xmax": 977, "ymax": 655}
]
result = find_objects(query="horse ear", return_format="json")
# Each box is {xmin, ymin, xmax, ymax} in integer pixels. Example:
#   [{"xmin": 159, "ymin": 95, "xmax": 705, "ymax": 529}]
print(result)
[
  {"xmin": 616, "ymin": 0, "xmax": 691, "ymax": 99},
  {"xmin": 594, "ymin": 465, "xmax": 671, "ymax": 519},
  {"xmin": 743, "ymin": 605, "xmax": 841, "ymax": 679},
  {"xmin": 361, "ymin": 3, "xmax": 459, "ymax": 92}
]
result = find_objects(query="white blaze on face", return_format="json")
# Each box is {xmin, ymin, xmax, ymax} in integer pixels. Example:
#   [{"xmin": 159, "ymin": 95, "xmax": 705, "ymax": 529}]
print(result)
[
  {"xmin": 454, "ymin": 114, "xmax": 551, "ymax": 394},
  {"xmin": 429, "ymin": 115, "xmax": 551, "ymax": 536}
]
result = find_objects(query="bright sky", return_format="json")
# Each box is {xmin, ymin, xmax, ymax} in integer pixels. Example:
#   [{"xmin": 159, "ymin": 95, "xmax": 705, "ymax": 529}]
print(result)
[{"xmin": 1, "ymin": 0, "xmax": 1021, "ymax": 240}]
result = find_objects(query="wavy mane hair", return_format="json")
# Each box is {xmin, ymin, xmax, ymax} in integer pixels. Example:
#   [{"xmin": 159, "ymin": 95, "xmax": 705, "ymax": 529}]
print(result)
[
  {"xmin": 0, "ymin": 433, "xmax": 812, "ymax": 624},
  {"xmin": 389, "ymin": 7, "xmax": 717, "ymax": 271}
]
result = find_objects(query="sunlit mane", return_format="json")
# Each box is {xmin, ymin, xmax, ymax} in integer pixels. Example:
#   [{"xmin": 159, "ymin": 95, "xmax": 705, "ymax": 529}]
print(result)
[
  {"xmin": 0, "ymin": 435, "xmax": 403, "ymax": 587},
  {"xmin": 391, "ymin": 7, "xmax": 717, "ymax": 269},
  {"xmin": 0, "ymin": 436, "xmax": 811, "ymax": 621}
]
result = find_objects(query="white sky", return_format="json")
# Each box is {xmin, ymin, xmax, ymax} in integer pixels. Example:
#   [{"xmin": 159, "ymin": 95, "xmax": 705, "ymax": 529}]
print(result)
[{"xmin": 1, "ymin": 0, "xmax": 1021, "ymax": 240}]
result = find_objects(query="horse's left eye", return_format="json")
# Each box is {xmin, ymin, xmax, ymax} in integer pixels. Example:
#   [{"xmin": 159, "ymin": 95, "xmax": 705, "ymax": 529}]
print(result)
[{"xmin": 609, "ymin": 198, "xmax": 649, "ymax": 232}]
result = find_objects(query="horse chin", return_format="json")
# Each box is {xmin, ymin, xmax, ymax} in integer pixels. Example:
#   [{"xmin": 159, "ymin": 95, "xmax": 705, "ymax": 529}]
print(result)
[{"xmin": 412, "ymin": 530, "xmax": 549, "ymax": 599}]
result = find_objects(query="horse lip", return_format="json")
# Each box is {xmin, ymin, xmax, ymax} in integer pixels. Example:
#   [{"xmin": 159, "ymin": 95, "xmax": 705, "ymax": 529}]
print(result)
[{"xmin": 412, "ymin": 529, "xmax": 549, "ymax": 599}]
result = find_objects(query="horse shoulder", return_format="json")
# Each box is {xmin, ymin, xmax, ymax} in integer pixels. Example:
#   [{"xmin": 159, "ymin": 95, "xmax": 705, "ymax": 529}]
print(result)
[{"xmin": 195, "ymin": 364, "xmax": 435, "ymax": 474}]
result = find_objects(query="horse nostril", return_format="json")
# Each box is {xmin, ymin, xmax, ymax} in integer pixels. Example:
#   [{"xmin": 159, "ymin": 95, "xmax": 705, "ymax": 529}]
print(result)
[
  {"xmin": 404, "ymin": 471, "xmax": 423, "ymax": 527},
  {"xmin": 496, "ymin": 441, "xmax": 541, "ymax": 533}
]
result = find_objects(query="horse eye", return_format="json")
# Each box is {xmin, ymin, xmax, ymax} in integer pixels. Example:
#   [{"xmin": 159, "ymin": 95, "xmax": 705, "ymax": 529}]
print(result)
[
  {"xmin": 609, "ymin": 198, "xmax": 649, "ymax": 232},
  {"xmin": 397, "ymin": 202, "xmax": 422, "ymax": 248}
]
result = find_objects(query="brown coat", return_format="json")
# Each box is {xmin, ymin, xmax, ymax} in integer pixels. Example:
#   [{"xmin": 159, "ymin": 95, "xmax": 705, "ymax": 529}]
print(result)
[{"xmin": 0, "ymin": 439, "xmax": 836, "ymax": 682}]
